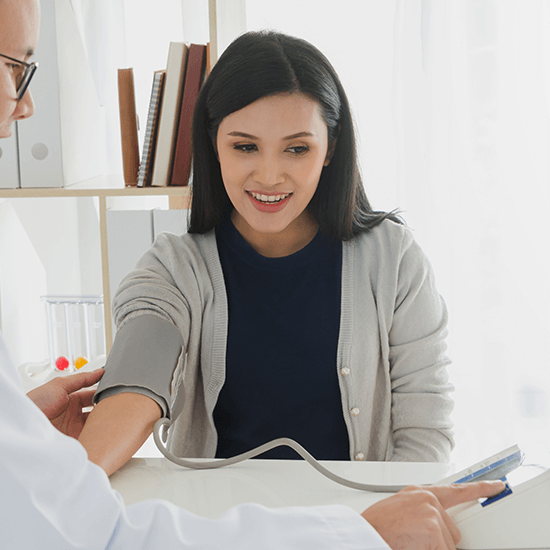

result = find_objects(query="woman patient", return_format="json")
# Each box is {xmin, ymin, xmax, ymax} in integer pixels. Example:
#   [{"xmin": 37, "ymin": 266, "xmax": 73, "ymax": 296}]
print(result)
[{"xmin": 79, "ymin": 31, "xmax": 454, "ymax": 476}]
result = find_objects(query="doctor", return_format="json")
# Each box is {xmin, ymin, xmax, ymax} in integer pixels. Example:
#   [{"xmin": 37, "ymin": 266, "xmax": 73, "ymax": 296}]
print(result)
[{"xmin": 0, "ymin": 0, "xmax": 504, "ymax": 548}]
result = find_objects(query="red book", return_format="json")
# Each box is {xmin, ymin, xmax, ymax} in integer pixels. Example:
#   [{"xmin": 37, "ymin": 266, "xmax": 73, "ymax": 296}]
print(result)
[{"xmin": 170, "ymin": 44, "xmax": 207, "ymax": 186}]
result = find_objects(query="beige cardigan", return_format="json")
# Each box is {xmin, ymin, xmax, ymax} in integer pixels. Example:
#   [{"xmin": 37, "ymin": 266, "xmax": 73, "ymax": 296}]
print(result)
[{"xmin": 95, "ymin": 219, "xmax": 454, "ymax": 462}]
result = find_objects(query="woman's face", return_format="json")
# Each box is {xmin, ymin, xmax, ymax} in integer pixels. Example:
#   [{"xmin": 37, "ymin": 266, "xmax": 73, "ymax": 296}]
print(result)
[{"xmin": 216, "ymin": 92, "xmax": 333, "ymax": 256}]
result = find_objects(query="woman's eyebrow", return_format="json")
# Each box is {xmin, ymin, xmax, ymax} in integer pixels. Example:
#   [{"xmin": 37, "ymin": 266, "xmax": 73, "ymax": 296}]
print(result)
[
  {"xmin": 226, "ymin": 131, "xmax": 315, "ymax": 140},
  {"xmin": 283, "ymin": 131, "xmax": 315, "ymax": 140},
  {"xmin": 227, "ymin": 131, "xmax": 259, "ymax": 139}
]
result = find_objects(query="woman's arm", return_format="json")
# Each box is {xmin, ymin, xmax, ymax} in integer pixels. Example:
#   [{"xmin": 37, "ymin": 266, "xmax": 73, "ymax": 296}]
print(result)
[
  {"xmin": 81, "ymin": 313, "xmax": 184, "ymax": 475},
  {"xmin": 389, "ymin": 232, "xmax": 454, "ymax": 462},
  {"xmin": 78, "ymin": 392, "xmax": 162, "ymax": 476},
  {"xmin": 83, "ymin": 233, "xmax": 210, "ymax": 474}
]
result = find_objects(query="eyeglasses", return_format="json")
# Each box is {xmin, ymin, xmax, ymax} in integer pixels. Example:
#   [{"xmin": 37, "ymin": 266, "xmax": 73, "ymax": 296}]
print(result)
[{"xmin": 0, "ymin": 53, "xmax": 38, "ymax": 100}]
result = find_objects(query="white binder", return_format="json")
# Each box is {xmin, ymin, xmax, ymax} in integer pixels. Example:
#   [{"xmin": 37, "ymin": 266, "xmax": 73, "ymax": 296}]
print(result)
[
  {"xmin": 153, "ymin": 209, "xmax": 188, "ymax": 239},
  {"xmin": 106, "ymin": 210, "xmax": 154, "ymax": 311},
  {"xmin": 0, "ymin": 128, "xmax": 20, "ymax": 188},
  {"xmin": 17, "ymin": 0, "xmax": 103, "ymax": 188},
  {"xmin": 17, "ymin": 0, "xmax": 64, "ymax": 188}
]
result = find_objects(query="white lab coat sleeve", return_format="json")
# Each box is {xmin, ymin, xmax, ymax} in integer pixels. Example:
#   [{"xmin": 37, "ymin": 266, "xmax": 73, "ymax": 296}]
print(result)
[
  {"xmin": 112, "ymin": 501, "xmax": 389, "ymax": 550},
  {"xmin": 0, "ymin": 334, "xmax": 389, "ymax": 550}
]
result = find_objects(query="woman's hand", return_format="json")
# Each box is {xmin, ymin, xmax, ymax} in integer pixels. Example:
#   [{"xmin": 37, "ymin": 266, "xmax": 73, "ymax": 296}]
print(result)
[
  {"xmin": 362, "ymin": 480, "xmax": 506, "ymax": 550},
  {"xmin": 26, "ymin": 369, "xmax": 104, "ymax": 439}
]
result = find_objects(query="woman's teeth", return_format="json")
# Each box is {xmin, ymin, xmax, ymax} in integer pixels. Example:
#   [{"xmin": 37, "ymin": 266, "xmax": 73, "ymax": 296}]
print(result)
[{"xmin": 249, "ymin": 192, "xmax": 291, "ymax": 204}]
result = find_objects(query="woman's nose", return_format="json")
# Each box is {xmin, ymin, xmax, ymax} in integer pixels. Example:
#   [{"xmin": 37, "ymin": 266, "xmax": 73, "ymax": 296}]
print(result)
[{"xmin": 255, "ymin": 154, "xmax": 285, "ymax": 186}]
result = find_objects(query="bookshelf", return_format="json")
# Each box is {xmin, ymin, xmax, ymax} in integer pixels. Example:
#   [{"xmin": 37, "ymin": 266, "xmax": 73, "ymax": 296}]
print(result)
[{"xmin": 0, "ymin": 178, "xmax": 191, "ymax": 353}]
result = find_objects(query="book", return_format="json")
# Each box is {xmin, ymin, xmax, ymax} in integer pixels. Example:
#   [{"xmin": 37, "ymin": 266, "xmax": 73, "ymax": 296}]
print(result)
[
  {"xmin": 137, "ymin": 70, "xmax": 166, "ymax": 187},
  {"xmin": 151, "ymin": 42, "xmax": 189, "ymax": 187},
  {"xmin": 117, "ymin": 68, "xmax": 140, "ymax": 186},
  {"xmin": 170, "ymin": 44, "xmax": 207, "ymax": 186}
]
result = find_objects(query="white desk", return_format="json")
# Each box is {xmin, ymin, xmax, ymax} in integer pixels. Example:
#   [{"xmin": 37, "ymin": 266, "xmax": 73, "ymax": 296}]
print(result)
[{"xmin": 110, "ymin": 457, "xmax": 453, "ymax": 519}]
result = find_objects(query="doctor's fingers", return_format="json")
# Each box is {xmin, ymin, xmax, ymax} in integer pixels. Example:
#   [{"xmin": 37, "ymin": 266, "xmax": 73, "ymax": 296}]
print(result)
[
  {"xmin": 400, "ymin": 486, "xmax": 462, "ymax": 547},
  {"xmin": 55, "ymin": 368, "xmax": 104, "ymax": 394},
  {"xmin": 75, "ymin": 388, "xmax": 97, "ymax": 409},
  {"xmin": 361, "ymin": 486, "xmax": 460, "ymax": 550},
  {"xmin": 426, "ymin": 480, "xmax": 506, "ymax": 510}
]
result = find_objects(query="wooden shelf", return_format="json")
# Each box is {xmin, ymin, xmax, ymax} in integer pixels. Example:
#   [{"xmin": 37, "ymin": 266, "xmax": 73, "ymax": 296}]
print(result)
[{"xmin": 0, "ymin": 175, "xmax": 192, "ymax": 199}]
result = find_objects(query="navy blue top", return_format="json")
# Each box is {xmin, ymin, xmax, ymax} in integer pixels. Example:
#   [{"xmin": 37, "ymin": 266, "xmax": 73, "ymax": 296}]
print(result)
[{"xmin": 214, "ymin": 220, "xmax": 349, "ymax": 460}]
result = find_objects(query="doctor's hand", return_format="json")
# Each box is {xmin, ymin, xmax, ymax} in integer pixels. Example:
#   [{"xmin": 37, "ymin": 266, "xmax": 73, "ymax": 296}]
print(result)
[
  {"xmin": 27, "ymin": 368, "xmax": 104, "ymax": 439},
  {"xmin": 362, "ymin": 480, "xmax": 505, "ymax": 550}
]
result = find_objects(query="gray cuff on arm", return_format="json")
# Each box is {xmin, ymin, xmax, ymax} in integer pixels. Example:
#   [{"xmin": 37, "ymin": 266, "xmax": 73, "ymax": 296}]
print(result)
[
  {"xmin": 95, "ymin": 385, "xmax": 170, "ymax": 417},
  {"xmin": 93, "ymin": 314, "xmax": 184, "ymax": 419}
]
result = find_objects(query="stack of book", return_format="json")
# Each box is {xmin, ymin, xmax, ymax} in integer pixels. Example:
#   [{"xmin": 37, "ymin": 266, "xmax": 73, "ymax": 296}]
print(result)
[{"xmin": 118, "ymin": 42, "xmax": 208, "ymax": 187}]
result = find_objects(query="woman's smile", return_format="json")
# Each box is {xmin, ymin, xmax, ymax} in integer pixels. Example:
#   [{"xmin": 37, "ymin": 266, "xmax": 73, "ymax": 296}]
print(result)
[
  {"xmin": 246, "ymin": 190, "xmax": 293, "ymax": 213},
  {"xmin": 247, "ymin": 191, "xmax": 292, "ymax": 204}
]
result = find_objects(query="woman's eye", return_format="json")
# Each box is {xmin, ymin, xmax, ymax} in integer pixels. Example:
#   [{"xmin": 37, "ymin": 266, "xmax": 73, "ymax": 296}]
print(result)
[
  {"xmin": 234, "ymin": 144, "xmax": 257, "ymax": 153},
  {"xmin": 286, "ymin": 146, "xmax": 309, "ymax": 155}
]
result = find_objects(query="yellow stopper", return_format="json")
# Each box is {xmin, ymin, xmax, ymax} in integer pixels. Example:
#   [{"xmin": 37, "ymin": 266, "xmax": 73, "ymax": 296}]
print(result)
[{"xmin": 74, "ymin": 356, "xmax": 88, "ymax": 370}]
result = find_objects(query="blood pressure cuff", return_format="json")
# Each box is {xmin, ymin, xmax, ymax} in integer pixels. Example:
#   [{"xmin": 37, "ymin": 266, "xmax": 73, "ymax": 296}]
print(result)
[{"xmin": 93, "ymin": 314, "xmax": 184, "ymax": 419}]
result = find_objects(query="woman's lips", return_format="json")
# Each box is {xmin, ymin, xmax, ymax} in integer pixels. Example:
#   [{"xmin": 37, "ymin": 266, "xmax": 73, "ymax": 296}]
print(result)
[{"xmin": 246, "ymin": 191, "xmax": 293, "ymax": 213}]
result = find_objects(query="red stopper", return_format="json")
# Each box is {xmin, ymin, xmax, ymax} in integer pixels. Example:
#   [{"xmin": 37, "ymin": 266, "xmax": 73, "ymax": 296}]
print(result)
[{"xmin": 55, "ymin": 356, "xmax": 69, "ymax": 371}]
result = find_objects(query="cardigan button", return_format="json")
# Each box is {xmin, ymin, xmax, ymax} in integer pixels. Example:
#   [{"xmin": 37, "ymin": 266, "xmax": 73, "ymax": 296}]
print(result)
[
  {"xmin": 340, "ymin": 367, "xmax": 351, "ymax": 376},
  {"xmin": 350, "ymin": 407, "xmax": 360, "ymax": 416},
  {"xmin": 355, "ymin": 452, "xmax": 365, "ymax": 461}
]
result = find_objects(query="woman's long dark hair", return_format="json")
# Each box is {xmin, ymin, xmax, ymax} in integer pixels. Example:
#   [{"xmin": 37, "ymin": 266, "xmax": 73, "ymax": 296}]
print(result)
[{"xmin": 188, "ymin": 31, "xmax": 400, "ymax": 239}]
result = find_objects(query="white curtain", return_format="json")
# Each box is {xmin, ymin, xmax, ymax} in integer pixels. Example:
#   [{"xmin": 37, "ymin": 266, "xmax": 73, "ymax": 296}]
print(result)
[
  {"xmin": 68, "ymin": 0, "xmax": 126, "ymax": 174},
  {"xmin": 399, "ymin": 0, "xmax": 550, "ymax": 465},
  {"xmin": 246, "ymin": 0, "xmax": 550, "ymax": 465}
]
